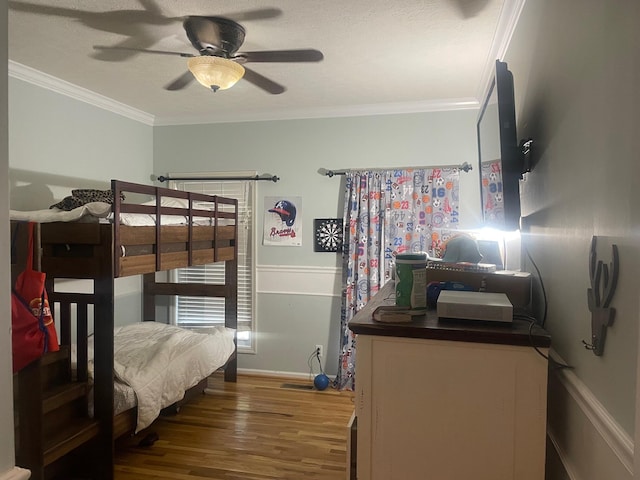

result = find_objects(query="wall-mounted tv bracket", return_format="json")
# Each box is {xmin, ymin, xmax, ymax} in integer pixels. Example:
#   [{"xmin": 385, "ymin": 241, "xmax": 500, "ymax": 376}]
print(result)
[
  {"xmin": 582, "ymin": 236, "xmax": 619, "ymax": 356},
  {"xmin": 519, "ymin": 138, "xmax": 533, "ymax": 174}
]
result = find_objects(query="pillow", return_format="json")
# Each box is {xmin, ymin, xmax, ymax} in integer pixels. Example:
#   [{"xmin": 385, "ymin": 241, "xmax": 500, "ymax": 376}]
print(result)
[
  {"xmin": 49, "ymin": 196, "xmax": 85, "ymax": 211},
  {"xmin": 50, "ymin": 189, "xmax": 125, "ymax": 211},
  {"xmin": 72, "ymin": 189, "xmax": 124, "ymax": 204}
]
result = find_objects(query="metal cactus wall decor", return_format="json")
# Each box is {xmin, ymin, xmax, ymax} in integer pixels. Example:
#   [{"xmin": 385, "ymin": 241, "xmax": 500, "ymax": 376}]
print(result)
[{"xmin": 583, "ymin": 236, "xmax": 619, "ymax": 356}]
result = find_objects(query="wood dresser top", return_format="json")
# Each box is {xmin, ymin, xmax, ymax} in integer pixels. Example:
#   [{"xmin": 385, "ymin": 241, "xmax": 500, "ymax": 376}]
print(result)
[{"xmin": 348, "ymin": 282, "xmax": 551, "ymax": 348}]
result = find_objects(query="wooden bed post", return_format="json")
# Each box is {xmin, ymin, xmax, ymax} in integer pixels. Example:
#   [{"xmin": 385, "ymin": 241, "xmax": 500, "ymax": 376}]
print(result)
[
  {"xmin": 224, "ymin": 255, "xmax": 238, "ymax": 382},
  {"xmin": 142, "ymin": 273, "xmax": 157, "ymax": 321},
  {"xmin": 93, "ymin": 224, "xmax": 115, "ymax": 480}
]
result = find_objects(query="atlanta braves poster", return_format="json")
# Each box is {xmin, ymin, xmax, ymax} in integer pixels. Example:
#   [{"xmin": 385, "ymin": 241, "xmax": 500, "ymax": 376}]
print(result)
[{"xmin": 263, "ymin": 196, "xmax": 302, "ymax": 246}]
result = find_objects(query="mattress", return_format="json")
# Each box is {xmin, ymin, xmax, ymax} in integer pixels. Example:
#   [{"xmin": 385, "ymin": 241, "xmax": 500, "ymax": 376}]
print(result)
[{"xmin": 10, "ymin": 198, "xmax": 222, "ymax": 226}]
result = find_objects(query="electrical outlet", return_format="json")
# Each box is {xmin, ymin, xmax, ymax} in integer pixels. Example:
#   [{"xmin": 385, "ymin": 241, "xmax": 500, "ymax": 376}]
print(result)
[{"xmin": 315, "ymin": 344, "xmax": 323, "ymax": 357}]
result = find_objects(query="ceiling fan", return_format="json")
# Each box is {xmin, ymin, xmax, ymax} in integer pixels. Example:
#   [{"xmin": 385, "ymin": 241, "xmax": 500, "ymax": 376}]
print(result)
[{"xmin": 93, "ymin": 15, "xmax": 324, "ymax": 95}]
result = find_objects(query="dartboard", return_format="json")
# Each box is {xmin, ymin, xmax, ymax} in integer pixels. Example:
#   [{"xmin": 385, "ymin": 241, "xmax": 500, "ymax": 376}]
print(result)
[{"xmin": 314, "ymin": 218, "xmax": 343, "ymax": 252}]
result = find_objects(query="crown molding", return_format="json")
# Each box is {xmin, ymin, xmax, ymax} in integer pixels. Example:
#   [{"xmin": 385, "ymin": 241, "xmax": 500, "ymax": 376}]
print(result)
[
  {"xmin": 8, "ymin": 61, "xmax": 155, "ymax": 126},
  {"xmin": 9, "ymin": 60, "xmax": 481, "ymax": 127},
  {"xmin": 153, "ymin": 97, "xmax": 479, "ymax": 126},
  {"xmin": 8, "ymin": 61, "xmax": 477, "ymax": 127},
  {"xmin": 475, "ymin": 0, "xmax": 527, "ymax": 103}
]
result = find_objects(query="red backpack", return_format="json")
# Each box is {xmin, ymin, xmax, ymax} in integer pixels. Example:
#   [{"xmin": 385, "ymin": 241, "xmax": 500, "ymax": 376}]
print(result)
[{"xmin": 11, "ymin": 222, "xmax": 60, "ymax": 373}]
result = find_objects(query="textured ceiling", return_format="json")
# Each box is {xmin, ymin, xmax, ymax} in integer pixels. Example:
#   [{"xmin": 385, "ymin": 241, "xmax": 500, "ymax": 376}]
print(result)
[{"xmin": 8, "ymin": 0, "xmax": 511, "ymax": 124}]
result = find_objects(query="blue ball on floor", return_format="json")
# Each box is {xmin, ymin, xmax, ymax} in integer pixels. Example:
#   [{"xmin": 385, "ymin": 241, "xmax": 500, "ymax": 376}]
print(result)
[{"xmin": 314, "ymin": 373, "xmax": 330, "ymax": 391}]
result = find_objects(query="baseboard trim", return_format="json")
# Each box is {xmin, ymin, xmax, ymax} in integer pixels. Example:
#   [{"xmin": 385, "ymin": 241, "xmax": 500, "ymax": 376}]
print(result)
[
  {"xmin": 238, "ymin": 368, "xmax": 310, "ymax": 380},
  {"xmin": 238, "ymin": 368, "xmax": 335, "ymax": 382},
  {"xmin": 550, "ymin": 350, "xmax": 634, "ymax": 475},
  {"xmin": 0, "ymin": 466, "xmax": 31, "ymax": 480}
]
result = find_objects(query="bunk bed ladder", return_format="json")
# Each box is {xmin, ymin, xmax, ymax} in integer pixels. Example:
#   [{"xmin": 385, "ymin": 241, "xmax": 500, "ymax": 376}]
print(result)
[{"xmin": 11, "ymin": 222, "xmax": 112, "ymax": 480}]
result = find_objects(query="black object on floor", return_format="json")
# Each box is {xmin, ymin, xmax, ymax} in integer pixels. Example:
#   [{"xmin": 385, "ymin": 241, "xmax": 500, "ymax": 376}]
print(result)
[{"xmin": 138, "ymin": 432, "xmax": 160, "ymax": 447}]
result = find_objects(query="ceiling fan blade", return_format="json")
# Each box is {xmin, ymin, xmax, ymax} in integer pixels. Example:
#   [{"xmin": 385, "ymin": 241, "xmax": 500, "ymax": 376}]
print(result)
[
  {"xmin": 242, "ymin": 67, "xmax": 285, "ymax": 95},
  {"xmin": 238, "ymin": 49, "xmax": 324, "ymax": 63},
  {"xmin": 164, "ymin": 71, "xmax": 195, "ymax": 91},
  {"xmin": 93, "ymin": 45, "xmax": 195, "ymax": 59},
  {"xmin": 223, "ymin": 8, "xmax": 282, "ymax": 22}
]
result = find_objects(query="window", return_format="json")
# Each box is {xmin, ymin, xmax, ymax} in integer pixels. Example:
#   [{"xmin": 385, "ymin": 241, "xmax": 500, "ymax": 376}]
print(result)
[{"xmin": 169, "ymin": 174, "xmax": 255, "ymax": 352}]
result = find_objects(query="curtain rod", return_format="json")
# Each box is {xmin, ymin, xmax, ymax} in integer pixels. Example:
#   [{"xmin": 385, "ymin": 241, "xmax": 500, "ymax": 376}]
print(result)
[
  {"xmin": 157, "ymin": 174, "xmax": 280, "ymax": 183},
  {"xmin": 318, "ymin": 161, "xmax": 473, "ymax": 177}
]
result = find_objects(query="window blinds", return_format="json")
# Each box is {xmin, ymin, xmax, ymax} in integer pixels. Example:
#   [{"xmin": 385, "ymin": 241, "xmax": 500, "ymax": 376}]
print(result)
[{"xmin": 171, "ymin": 179, "xmax": 254, "ymax": 349}]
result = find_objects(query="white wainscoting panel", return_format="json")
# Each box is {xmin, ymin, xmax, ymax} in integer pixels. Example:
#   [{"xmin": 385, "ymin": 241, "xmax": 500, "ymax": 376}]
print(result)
[
  {"xmin": 547, "ymin": 351, "xmax": 634, "ymax": 480},
  {"xmin": 256, "ymin": 265, "xmax": 341, "ymax": 297}
]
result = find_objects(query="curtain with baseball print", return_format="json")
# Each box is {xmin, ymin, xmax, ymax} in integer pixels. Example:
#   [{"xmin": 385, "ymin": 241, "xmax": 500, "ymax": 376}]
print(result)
[{"xmin": 335, "ymin": 167, "xmax": 460, "ymax": 391}]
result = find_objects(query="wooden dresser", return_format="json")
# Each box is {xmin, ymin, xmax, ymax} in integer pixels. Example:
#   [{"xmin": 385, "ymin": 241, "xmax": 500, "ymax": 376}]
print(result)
[{"xmin": 348, "ymin": 282, "xmax": 550, "ymax": 480}]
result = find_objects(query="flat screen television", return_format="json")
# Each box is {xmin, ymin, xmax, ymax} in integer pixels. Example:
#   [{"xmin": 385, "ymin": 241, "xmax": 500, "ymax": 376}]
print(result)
[{"xmin": 477, "ymin": 60, "xmax": 528, "ymax": 231}]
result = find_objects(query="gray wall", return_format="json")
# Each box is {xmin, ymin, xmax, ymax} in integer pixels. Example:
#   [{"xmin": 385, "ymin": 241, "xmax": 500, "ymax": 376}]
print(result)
[
  {"xmin": 506, "ymin": 0, "xmax": 639, "ymax": 477},
  {"xmin": 8, "ymin": 78, "xmax": 155, "ymax": 332},
  {"xmin": 9, "ymin": 79, "xmax": 153, "ymax": 210},
  {"xmin": 153, "ymin": 111, "xmax": 481, "ymax": 375}
]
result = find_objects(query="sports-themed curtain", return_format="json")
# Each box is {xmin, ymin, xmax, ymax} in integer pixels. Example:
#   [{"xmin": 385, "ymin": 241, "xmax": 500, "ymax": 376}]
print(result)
[{"xmin": 335, "ymin": 167, "xmax": 460, "ymax": 391}]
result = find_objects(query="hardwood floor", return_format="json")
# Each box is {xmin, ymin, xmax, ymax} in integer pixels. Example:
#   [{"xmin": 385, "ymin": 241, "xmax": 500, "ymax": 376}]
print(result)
[{"xmin": 114, "ymin": 373, "xmax": 355, "ymax": 480}]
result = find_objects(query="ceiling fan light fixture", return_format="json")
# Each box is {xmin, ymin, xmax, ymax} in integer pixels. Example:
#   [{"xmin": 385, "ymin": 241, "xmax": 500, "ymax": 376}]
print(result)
[{"xmin": 187, "ymin": 56, "xmax": 245, "ymax": 92}]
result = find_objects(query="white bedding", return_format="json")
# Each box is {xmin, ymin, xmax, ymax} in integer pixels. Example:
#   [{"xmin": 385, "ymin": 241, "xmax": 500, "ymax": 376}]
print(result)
[
  {"xmin": 10, "ymin": 197, "xmax": 222, "ymax": 227},
  {"xmin": 10, "ymin": 202, "xmax": 112, "ymax": 223},
  {"xmin": 116, "ymin": 211, "xmax": 213, "ymax": 227},
  {"xmin": 112, "ymin": 322, "xmax": 235, "ymax": 432},
  {"xmin": 80, "ymin": 323, "xmax": 235, "ymax": 432},
  {"xmin": 116, "ymin": 196, "xmax": 217, "ymax": 226},
  {"xmin": 113, "ymin": 380, "xmax": 137, "ymax": 417}
]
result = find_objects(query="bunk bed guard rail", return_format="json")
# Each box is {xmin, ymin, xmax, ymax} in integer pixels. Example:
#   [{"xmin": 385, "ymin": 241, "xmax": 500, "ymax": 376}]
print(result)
[{"xmin": 111, "ymin": 180, "xmax": 239, "ymax": 278}]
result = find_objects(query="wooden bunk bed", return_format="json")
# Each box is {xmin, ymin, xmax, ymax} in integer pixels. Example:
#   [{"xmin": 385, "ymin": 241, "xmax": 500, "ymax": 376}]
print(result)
[{"xmin": 11, "ymin": 180, "xmax": 238, "ymax": 480}]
